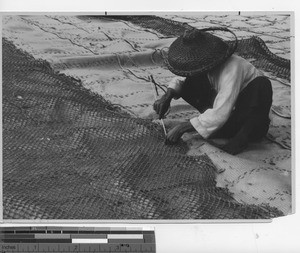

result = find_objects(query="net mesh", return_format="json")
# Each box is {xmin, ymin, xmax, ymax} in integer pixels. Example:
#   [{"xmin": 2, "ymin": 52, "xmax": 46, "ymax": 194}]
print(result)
[{"xmin": 2, "ymin": 38, "xmax": 283, "ymax": 219}]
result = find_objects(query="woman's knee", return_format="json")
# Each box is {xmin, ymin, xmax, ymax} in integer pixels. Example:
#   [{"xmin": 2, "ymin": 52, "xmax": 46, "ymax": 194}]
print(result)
[
  {"xmin": 245, "ymin": 76, "xmax": 273, "ymax": 116},
  {"xmin": 259, "ymin": 77, "xmax": 273, "ymax": 107}
]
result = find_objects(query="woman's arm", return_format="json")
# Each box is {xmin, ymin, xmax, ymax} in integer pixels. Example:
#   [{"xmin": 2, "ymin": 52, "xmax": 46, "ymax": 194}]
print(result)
[{"xmin": 190, "ymin": 63, "xmax": 242, "ymax": 139}]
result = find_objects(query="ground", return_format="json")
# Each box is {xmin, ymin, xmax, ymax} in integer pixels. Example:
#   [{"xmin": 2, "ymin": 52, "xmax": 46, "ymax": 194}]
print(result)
[{"xmin": 2, "ymin": 13, "xmax": 292, "ymax": 217}]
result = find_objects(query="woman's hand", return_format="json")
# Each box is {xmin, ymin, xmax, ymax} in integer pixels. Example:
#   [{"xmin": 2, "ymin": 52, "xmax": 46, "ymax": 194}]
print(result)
[
  {"xmin": 153, "ymin": 96, "xmax": 170, "ymax": 119},
  {"xmin": 165, "ymin": 121, "xmax": 195, "ymax": 144},
  {"xmin": 153, "ymin": 88, "xmax": 176, "ymax": 119}
]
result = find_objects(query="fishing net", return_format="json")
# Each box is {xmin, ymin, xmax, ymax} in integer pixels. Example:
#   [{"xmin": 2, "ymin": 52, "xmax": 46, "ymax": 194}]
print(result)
[
  {"xmin": 104, "ymin": 15, "xmax": 290, "ymax": 81},
  {"xmin": 2, "ymin": 38, "xmax": 283, "ymax": 219},
  {"xmin": 94, "ymin": 15, "xmax": 291, "ymax": 152}
]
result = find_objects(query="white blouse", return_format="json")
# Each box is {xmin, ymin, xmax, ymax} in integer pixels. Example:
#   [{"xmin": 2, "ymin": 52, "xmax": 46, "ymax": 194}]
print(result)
[{"xmin": 168, "ymin": 55, "xmax": 264, "ymax": 139}]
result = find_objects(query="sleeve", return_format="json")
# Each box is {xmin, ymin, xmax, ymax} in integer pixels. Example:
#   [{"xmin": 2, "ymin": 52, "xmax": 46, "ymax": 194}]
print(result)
[
  {"xmin": 168, "ymin": 76, "xmax": 186, "ymax": 99},
  {"xmin": 190, "ymin": 63, "xmax": 243, "ymax": 139}
]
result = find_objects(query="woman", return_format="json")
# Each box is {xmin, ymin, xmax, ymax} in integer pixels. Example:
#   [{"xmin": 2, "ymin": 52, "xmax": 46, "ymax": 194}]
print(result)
[{"xmin": 153, "ymin": 27, "xmax": 273, "ymax": 155}]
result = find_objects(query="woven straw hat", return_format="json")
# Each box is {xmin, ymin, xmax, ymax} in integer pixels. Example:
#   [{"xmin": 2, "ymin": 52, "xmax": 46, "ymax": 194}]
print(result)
[{"xmin": 165, "ymin": 27, "xmax": 238, "ymax": 77}]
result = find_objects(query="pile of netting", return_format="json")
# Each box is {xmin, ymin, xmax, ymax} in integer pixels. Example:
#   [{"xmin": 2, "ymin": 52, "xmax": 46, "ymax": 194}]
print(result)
[
  {"xmin": 2, "ymin": 38, "xmax": 283, "ymax": 219},
  {"xmin": 102, "ymin": 15, "xmax": 290, "ymax": 81}
]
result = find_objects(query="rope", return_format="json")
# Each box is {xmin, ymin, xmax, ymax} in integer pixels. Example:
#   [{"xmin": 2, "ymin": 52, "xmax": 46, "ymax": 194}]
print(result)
[
  {"xmin": 114, "ymin": 53, "xmax": 169, "ymax": 137},
  {"xmin": 265, "ymin": 135, "xmax": 291, "ymax": 150},
  {"xmin": 271, "ymin": 107, "xmax": 291, "ymax": 119}
]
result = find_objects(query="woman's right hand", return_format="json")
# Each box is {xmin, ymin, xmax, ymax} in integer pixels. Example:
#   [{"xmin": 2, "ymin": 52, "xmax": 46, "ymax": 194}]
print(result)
[
  {"xmin": 153, "ymin": 88, "xmax": 177, "ymax": 119},
  {"xmin": 153, "ymin": 95, "xmax": 171, "ymax": 119}
]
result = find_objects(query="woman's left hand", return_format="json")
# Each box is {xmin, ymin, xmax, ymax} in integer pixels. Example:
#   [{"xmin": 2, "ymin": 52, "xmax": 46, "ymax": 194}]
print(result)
[{"xmin": 165, "ymin": 121, "xmax": 195, "ymax": 144}]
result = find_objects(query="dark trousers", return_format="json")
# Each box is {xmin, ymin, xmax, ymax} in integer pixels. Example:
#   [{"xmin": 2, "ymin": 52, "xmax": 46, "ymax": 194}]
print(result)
[{"xmin": 180, "ymin": 75, "xmax": 273, "ymax": 141}]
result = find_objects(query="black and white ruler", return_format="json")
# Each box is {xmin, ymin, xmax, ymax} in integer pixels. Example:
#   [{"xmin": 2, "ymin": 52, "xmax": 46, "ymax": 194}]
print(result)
[{"xmin": 0, "ymin": 226, "xmax": 155, "ymax": 252}]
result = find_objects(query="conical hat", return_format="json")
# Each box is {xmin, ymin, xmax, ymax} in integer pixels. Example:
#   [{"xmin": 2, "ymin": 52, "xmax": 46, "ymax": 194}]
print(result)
[{"xmin": 165, "ymin": 27, "xmax": 238, "ymax": 76}]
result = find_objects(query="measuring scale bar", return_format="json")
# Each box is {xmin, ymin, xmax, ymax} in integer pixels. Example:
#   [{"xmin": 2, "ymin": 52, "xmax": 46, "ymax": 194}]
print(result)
[{"xmin": 0, "ymin": 226, "xmax": 155, "ymax": 253}]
